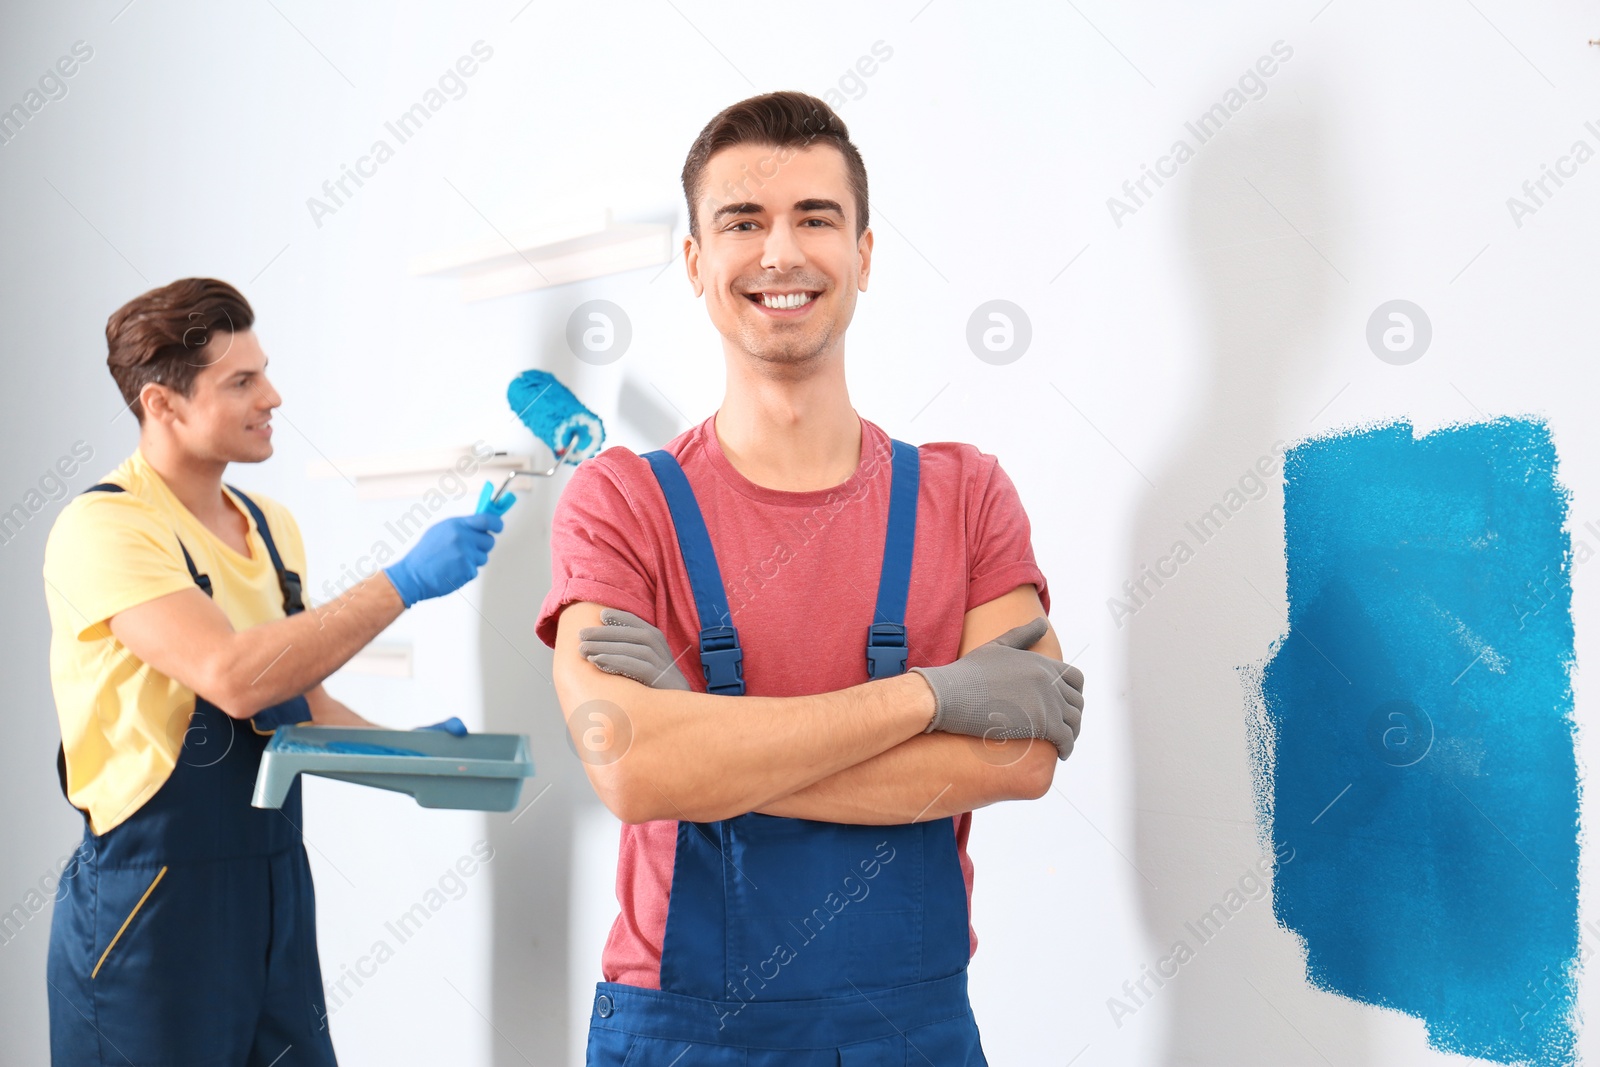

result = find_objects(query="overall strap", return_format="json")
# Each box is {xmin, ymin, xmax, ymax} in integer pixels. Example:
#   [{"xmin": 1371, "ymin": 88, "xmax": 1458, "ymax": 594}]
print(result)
[
  {"xmin": 83, "ymin": 483, "xmax": 210, "ymax": 596},
  {"xmin": 641, "ymin": 450, "xmax": 745, "ymax": 696},
  {"xmin": 62, "ymin": 482, "xmax": 310, "ymax": 805},
  {"xmin": 64, "ymin": 481, "xmax": 218, "ymax": 806},
  {"xmin": 865, "ymin": 439, "xmax": 920, "ymax": 679},
  {"xmin": 226, "ymin": 486, "xmax": 305, "ymax": 615}
]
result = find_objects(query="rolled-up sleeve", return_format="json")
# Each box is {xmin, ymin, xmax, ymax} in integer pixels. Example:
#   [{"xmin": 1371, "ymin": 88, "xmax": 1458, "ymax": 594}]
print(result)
[
  {"xmin": 535, "ymin": 454, "xmax": 658, "ymax": 649},
  {"xmin": 965, "ymin": 454, "xmax": 1050, "ymax": 615}
]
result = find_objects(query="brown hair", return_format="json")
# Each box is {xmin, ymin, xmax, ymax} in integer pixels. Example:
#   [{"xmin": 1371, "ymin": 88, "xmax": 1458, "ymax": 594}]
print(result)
[
  {"xmin": 106, "ymin": 278, "xmax": 254, "ymax": 423},
  {"xmin": 681, "ymin": 91, "xmax": 869, "ymax": 243}
]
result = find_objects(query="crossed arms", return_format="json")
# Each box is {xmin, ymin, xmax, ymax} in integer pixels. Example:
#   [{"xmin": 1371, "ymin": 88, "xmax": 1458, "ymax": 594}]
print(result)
[{"xmin": 551, "ymin": 583, "xmax": 1061, "ymax": 825}]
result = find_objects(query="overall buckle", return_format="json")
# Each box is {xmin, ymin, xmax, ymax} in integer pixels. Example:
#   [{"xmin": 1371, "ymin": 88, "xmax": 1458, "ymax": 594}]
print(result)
[
  {"xmin": 279, "ymin": 570, "xmax": 305, "ymax": 615},
  {"xmin": 699, "ymin": 625, "xmax": 745, "ymax": 696},
  {"xmin": 865, "ymin": 622, "xmax": 908, "ymax": 679}
]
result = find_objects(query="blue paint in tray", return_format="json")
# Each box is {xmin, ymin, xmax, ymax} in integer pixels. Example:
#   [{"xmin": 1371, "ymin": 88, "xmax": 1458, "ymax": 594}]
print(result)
[{"xmin": 272, "ymin": 738, "xmax": 425, "ymax": 757}]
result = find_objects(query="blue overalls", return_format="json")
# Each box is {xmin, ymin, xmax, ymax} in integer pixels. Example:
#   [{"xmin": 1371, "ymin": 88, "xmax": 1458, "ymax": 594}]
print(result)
[
  {"xmin": 584, "ymin": 441, "xmax": 990, "ymax": 1065},
  {"xmin": 48, "ymin": 482, "xmax": 337, "ymax": 1067}
]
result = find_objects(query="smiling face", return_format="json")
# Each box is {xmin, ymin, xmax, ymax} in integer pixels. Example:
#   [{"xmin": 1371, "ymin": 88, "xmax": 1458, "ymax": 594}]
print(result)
[
  {"xmin": 685, "ymin": 142, "xmax": 873, "ymax": 376},
  {"xmin": 141, "ymin": 328, "xmax": 281, "ymax": 464}
]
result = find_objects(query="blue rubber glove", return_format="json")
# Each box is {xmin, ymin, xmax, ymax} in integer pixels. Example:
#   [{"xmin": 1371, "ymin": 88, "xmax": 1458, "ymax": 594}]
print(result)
[
  {"xmin": 415, "ymin": 717, "xmax": 468, "ymax": 737},
  {"xmin": 475, "ymin": 480, "xmax": 517, "ymax": 517},
  {"xmin": 383, "ymin": 513, "xmax": 503, "ymax": 608}
]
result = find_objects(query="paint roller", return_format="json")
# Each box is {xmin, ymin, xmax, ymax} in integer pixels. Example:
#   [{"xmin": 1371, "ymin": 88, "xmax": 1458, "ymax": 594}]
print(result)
[{"xmin": 474, "ymin": 369, "xmax": 606, "ymax": 515}]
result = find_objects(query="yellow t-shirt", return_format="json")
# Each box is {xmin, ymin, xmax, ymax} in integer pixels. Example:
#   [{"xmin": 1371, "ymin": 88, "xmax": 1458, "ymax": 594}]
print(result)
[{"xmin": 42, "ymin": 449, "xmax": 308, "ymax": 835}]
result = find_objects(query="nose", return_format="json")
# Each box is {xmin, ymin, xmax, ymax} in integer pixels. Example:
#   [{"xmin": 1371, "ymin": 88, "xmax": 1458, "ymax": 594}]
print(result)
[
  {"xmin": 257, "ymin": 374, "xmax": 283, "ymax": 412},
  {"xmin": 760, "ymin": 217, "xmax": 807, "ymax": 274}
]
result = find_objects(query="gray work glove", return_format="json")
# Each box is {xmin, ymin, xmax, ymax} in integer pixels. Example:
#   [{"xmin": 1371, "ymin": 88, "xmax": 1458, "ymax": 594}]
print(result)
[
  {"xmin": 577, "ymin": 608, "xmax": 691, "ymax": 691},
  {"xmin": 910, "ymin": 617, "xmax": 1084, "ymax": 760}
]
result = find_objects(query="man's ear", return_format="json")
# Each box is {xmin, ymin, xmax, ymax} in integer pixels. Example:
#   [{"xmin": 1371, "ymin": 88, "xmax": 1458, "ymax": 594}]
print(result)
[
  {"xmin": 683, "ymin": 235, "xmax": 704, "ymax": 297},
  {"xmin": 139, "ymin": 381, "xmax": 177, "ymax": 426},
  {"xmin": 857, "ymin": 226, "xmax": 873, "ymax": 291}
]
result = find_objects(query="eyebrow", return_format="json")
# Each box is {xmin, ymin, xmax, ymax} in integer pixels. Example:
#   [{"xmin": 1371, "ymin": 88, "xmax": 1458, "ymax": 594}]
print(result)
[{"xmin": 711, "ymin": 198, "xmax": 846, "ymax": 225}]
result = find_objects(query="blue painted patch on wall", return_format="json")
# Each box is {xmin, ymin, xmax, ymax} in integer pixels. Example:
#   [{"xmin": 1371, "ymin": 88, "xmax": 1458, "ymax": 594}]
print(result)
[{"xmin": 1247, "ymin": 417, "xmax": 1579, "ymax": 1065}]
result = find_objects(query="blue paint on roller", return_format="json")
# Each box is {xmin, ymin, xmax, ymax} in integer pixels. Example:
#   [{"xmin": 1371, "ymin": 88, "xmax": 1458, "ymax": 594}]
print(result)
[
  {"xmin": 507, "ymin": 369, "xmax": 605, "ymax": 463},
  {"xmin": 1252, "ymin": 418, "xmax": 1578, "ymax": 1064}
]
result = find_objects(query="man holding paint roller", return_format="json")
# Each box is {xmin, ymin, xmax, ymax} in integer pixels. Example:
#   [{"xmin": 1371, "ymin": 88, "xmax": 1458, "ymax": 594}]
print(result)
[
  {"xmin": 42, "ymin": 278, "xmax": 504, "ymax": 1065},
  {"xmin": 538, "ymin": 92, "xmax": 1081, "ymax": 1064}
]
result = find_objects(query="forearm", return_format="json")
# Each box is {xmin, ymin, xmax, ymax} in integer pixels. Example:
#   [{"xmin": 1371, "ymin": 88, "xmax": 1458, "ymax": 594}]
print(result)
[
  {"xmin": 216, "ymin": 573, "xmax": 405, "ymax": 717},
  {"xmin": 306, "ymin": 687, "xmax": 380, "ymax": 727},
  {"xmin": 755, "ymin": 732, "xmax": 1057, "ymax": 824},
  {"xmin": 568, "ymin": 669, "xmax": 938, "ymax": 824}
]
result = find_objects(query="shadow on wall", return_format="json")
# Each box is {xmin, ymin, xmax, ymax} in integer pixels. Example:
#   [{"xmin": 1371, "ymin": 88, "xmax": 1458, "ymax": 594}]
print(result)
[
  {"xmin": 1123, "ymin": 79, "xmax": 1375, "ymax": 1063},
  {"xmin": 479, "ymin": 317, "xmax": 589, "ymax": 1067},
  {"xmin": 478, "ymin": 314, "xmax": 687, "ymax": 1067},
  {"xmin": 480, "ymin": 470, "xmax": 577, "ymax": 1067}
]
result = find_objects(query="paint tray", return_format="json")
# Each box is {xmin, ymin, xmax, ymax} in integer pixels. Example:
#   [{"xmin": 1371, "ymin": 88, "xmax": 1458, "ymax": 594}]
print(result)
[{"xmin": 251, "ymin": 725, "xmax": 534, "ymax": 812}]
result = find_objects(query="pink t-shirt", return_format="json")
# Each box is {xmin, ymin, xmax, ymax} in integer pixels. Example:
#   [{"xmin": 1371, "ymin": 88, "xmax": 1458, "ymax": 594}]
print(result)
[{"xmin": 535, "ymin": 411, "xmax": 1050, "ymax": 989}]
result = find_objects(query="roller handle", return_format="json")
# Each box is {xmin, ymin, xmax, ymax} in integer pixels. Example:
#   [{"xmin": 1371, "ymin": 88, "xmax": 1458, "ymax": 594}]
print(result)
[{"xmin": 475, "ymin": 437, "xmax": 576, "ymax": 515}]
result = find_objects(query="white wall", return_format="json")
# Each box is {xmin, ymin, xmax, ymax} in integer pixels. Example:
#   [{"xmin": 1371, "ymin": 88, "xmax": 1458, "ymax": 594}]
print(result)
[{"xmin": 1, "ymin": 2, "xmax": 1595, "ymax": 1064}]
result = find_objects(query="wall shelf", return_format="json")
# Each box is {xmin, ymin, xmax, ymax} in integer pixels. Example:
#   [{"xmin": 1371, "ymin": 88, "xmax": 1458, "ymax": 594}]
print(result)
[
  {"xmin": 336, "ymin": 641, "xmax": 414, "ymax": 679},
  {"xmin": 409, "ymin": 207, "xmax": 674, "ymax": 301},
  {"xmin": 306, "ymin": 446, "xmax": 534, "ymax": 501}
]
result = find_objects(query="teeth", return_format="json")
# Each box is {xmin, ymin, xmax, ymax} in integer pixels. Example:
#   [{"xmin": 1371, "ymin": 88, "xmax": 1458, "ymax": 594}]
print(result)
[{"xmin": 759, "ymin": 292, "xmax": 813, "ymax": 310}]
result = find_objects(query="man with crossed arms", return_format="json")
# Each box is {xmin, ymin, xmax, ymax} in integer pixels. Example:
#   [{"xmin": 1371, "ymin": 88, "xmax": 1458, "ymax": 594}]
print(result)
[{"xmin": 538, "ymin": 91, "xmax": 1083, "ymax": 1065}]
